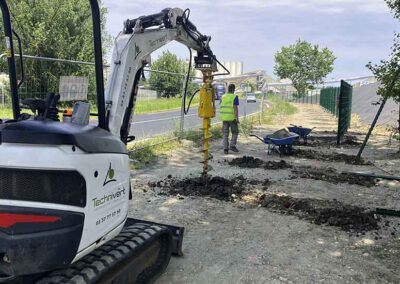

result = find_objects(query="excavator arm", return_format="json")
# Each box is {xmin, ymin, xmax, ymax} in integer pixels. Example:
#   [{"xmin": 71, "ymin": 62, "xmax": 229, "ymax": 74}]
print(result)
[{"xmin": 105, "ymin": 8, "xmax": 219, "ymax": 143}]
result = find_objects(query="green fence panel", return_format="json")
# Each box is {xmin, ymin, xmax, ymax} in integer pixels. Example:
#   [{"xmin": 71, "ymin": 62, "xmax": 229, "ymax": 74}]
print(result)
[
  {"xmin": 320, "ymin": 82, "xmax": 353, "ymax": 145},
  {"xmin": 320, "ymin": 86, "xmax": 340, "ymax": 116},
  {"xmin": 337, "ymin": 80, "xmax": 353, "ymax": 145}
]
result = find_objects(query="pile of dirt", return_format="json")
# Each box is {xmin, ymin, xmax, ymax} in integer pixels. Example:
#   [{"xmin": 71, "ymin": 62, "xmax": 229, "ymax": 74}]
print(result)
[
  {"xmin": 293, "ymin": 167, "xmax": 377, "ymax": 187},
  {"xmin": 228, "ymin": 156, "xmax": 264, "ymax": 168},
  {"xmin": 264, "ymin": 160, "xmax": 292, "ymax": 170},
  {"xmin": 148, "ymin": 175, "xmax": 248, "ymax": 201},
  {"xmin": 259, "ymin": 195, "xmax": 380, "ymax": 232},
  {"xmin": 229, "ymin": 156, "xmax": 292, "ymax": 170},
  {"xmin": 306, "ymin": 135, "xmax": 360, "ymax": 147},
  {"xmin": 293, "ymin": 149, "xmax": 372, "ymax": 165}
]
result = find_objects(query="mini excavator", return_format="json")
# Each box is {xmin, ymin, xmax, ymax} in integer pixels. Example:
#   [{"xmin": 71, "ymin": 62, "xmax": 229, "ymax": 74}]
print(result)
[{"xmin": 0, "ymin": 1, "xmax": 223, "ymax": 282}]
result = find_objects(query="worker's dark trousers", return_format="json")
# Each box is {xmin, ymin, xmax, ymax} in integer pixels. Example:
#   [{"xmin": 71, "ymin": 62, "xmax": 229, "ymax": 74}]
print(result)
[{"xmin": 223, "ymin": 121, "xmax": 239, "ymax": 150}]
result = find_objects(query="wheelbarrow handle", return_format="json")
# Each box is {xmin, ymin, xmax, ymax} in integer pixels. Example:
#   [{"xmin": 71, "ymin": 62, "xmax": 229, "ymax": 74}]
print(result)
[{"xmin": 250, "ymin": 134, "xmax": 266, "ymax": 143}]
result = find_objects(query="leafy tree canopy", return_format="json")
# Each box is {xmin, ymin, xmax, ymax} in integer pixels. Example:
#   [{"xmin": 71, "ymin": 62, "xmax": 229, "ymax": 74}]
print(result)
[
  {"xmin": 148, "ymin": 50, "xmax": 196, "ymax": 98},
  {"xmin": 0, "ymin": 0, "xmax": 111, "ymax": 101},
  {"xmin": 274, "ymin": 39, "xmax": 336, "ymax": 95},
  {"xmin": 367, "ymin": 0, "xmax": 400, "ymax": 101},
  {"xmin": 8, "ymin": 0, "xmax": 110, "ymax": 60}
]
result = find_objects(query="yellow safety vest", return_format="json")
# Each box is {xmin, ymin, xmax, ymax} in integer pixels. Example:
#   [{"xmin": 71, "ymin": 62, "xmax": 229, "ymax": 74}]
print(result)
[{"xmin": 220, "ymin": 93, "xmax": 236, "ymax": 121}]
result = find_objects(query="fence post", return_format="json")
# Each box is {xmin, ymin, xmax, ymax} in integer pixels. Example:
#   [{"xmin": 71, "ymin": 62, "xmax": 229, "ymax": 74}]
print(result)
[{"xmin": 260, "ymin": 85, "xmax": 267, "ymax": 124}]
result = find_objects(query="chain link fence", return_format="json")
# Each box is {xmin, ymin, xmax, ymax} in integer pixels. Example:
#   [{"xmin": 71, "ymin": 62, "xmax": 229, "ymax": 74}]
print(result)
[
  {"xmin": 278, "ymin": 90, "xmax": 320, "ymax": 105},
  {"xmin": 0, "ymin": 54, "xmax": 102, "ymax": 119},
  {"xmin": 0, "ymin": 54, "xmax": 265, "ymax": 141}
]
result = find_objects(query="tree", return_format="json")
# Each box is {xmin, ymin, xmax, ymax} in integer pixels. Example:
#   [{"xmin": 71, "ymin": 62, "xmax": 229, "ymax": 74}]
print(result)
[
  {"xmin": 0, "ymin": 0, "xmax": 111, "ymax": 103},
  {"xmin": 274, "ymin": 40, "xmax": 336, "ymax": 95},
  {"xmin": 148, "ymin": 51, "xmax": 196, "ymax": 98},
  {"xmin": 367, "ymin": 0, "xmax": 400, "ymax": 139}
]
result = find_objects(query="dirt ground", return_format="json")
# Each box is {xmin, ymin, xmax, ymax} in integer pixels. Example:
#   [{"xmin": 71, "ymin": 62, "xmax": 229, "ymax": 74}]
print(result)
[{"xmin": 129, "ymin": 104, "xmax": 400, "ymax": 283}]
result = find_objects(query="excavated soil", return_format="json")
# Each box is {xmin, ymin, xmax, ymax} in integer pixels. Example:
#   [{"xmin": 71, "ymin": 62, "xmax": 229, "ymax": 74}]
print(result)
[
  {"xmin": 148, "ymin": 175, "xmax": 249, "ymax": 202},
  {"xmin": 306, "ymin": 135, "xmax": 361, "ymax": 147},
  {"xmin": 293, "ymin": 167, "xmax": 377, "ymax": 187},
  {"xmin": 293, "ymin": 149, "xmax": 373, "ymax": 165},
  {"xmin": 228, "ymin": 156, "xmax": 292, "ymax": 170},
  {"xmin": 148, "ymin": 174, "xmax": 379, "ymax": 233},
  {"xmin": 259, "ymin": 195, "xmax": 380, "ymax": 233}
]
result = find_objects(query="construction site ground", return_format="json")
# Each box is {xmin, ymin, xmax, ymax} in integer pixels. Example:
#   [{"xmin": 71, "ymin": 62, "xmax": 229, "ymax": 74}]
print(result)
[{"xmin": 129, "ymin": 104, "xmax": 400, "ymax": 283}]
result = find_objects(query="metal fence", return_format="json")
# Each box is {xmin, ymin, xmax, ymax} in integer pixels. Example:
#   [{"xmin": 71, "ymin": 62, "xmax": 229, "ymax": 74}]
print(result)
[
  {"xmin": 320, "ymin": 87, "xmax": 340, "ymax": 116},
  {"xmin": 319, "ymin": 80, "xmax": 353, "ymax": 144},
  {"xmin": 282, "ymin": 91, "xmax": 320, "ymax": 105},
  {"xmin": 0, "ymin": 55, "xmax": 266, "ymax": 141},
  {"xmin": 0, "ymin": 54, "xmax": 101, "ymax": 114}
]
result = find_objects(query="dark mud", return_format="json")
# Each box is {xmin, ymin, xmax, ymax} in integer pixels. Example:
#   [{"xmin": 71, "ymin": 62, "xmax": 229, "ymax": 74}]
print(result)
[
  {"xmin": 148, "ymin": 175, "xmax": 249, "ymax": 201},
  {"xmin": 149, "ymin": 174, "xmax": 382, "ymax": 233},
  {"xmin": 293, "ymin": 149, "xmax": 372, "ymax": 165},
  {"xmin": 259, "ymin": 195, "xmax": 380, "ymax": 232},
  {"xmin": 229, "ymin": 156, "xmax": 292, "ymax": 170},
  {"xmin": 293, "ymin": 167, "xmax": 377, "ymax": 187},
  {"xmin": 306, "ymin": 135, "xmax": 361, "ymax": 147}
]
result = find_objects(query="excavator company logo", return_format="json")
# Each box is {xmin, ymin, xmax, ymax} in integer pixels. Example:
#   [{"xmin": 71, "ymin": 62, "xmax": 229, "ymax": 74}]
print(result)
[
  {"xmin": 149, "ymin": 35, "xmax": 167, "ymax": 48},
  {"xmin": 103, "ymin": 163, "xmax": 117, "ymax": 186},
  {"xmin": 93, "ymin": 188, "xmax": 126, "ymax": 208},
  {"xmin": 134, "ymin": 43, "xmax": 142, "ymax": 60}
]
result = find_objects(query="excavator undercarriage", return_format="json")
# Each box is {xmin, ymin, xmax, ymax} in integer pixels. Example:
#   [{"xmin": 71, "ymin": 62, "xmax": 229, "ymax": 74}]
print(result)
[{"xmin": 5, "ymin": 220, "xmax": 184, "ymax": 284}]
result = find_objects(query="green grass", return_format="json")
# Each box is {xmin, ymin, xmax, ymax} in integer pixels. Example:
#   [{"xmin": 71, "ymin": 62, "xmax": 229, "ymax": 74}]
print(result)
[
  {"xmin": 174, "ymin": 126, "xmax": 223, "ymax": 146},
  {"xmin": 128, "ymin": 136, "xmax": 181, "ymax": 170},
  {"xmin": 135, "ymin": 96, "xmax": 199, "ymax": 114},
  {"xmin": 0, "ymin": 96, "xmax": 200, "ymax": 119},
  {"xmin": 0, "ymin": 107, "xmax": 14, "ymax": 119},
  {"xmin": 262, "ymin": 95, "xmax": 298, "ymax": 124}
]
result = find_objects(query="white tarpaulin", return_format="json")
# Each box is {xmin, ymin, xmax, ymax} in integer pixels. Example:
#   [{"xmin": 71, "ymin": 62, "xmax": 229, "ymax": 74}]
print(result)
[{"xmin": 59, "ymin": 76, "xmax": 88, "ymax": 102}]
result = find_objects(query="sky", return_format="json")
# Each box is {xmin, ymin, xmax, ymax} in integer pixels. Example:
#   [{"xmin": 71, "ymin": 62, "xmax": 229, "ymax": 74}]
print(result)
[{"xmin": 103, "ymin": 0, "xmax": 400, "ymax": 80}]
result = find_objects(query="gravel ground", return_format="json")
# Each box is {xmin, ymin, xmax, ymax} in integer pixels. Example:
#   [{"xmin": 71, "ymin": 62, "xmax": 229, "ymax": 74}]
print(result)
[{"xmin": 129, "ymin": 104, "xmax": 400, "ymax": 283}]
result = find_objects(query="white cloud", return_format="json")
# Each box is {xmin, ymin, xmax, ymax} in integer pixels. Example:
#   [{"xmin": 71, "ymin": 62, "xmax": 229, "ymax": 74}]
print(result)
[
  {"xmin": 103, "ymin": 0, "xmax": 398, "ymax": 78},
  {"xmin": 104, "ymin": 0, "xmax": 389, "ymax": 13}
]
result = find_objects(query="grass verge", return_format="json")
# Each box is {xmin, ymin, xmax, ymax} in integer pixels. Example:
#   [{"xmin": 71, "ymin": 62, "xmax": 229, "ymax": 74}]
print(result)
[
  {"xmin": 0, "ymin": 96, "xmax": 200, "ymax": 119},
  {"xmin": 262, "ymin": 95, "xmax": 298, "ymax": 124},
  {"xmin": 135, "ymin": 96, "xmax": 199, "ymax": 114},
  {"xmin": 176, "ymin": 126, "xmax": 224, "ymax": 146},
  {"xmin": 128, "ymin": 136, "xmax": 181, "ymax": 170}
]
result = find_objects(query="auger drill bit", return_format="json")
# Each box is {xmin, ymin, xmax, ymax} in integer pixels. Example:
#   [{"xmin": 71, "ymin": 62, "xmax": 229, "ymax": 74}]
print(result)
[{"xmin": 198, "ymin": 70, "xmax": 216, "ymax": 177}]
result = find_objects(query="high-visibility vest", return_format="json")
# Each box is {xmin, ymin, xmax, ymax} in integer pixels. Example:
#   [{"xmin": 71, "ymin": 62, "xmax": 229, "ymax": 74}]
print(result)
[{"xmin": 220, "ymin": 93, "xmax": 236, "ymax": 121}]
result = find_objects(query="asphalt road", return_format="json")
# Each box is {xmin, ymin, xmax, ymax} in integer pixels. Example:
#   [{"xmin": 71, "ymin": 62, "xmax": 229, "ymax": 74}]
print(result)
[{"xmin": 130, "ymin": 99, "xmax": 261, "ymax": 140}]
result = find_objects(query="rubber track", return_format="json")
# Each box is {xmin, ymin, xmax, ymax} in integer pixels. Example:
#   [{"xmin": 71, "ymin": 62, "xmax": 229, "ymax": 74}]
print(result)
[{"xmin": 35, "ymin": 224, "xmax": 173, "ymax": 284}]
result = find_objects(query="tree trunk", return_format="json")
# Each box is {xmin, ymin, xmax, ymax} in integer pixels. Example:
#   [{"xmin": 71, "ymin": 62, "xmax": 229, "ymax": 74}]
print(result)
[{"xmin": 398, "ymin": 103, "xmax": 400, "ymax": 152}]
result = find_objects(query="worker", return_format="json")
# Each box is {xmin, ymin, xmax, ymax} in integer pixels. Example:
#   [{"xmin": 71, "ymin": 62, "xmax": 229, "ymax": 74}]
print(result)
[{"xmin": 220, "ymin": 83, "xmax": 239, "ymax": 154}]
